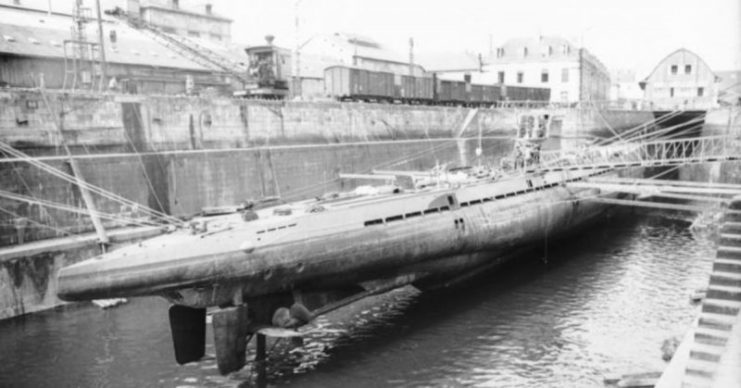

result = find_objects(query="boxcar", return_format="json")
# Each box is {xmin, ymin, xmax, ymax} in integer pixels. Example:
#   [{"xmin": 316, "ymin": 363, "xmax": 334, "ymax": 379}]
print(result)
[
  {"xmin": 325, "ymin": 66, "xmax": 394, "ymax": 100},
  {"xmin": 437, "ymin": 80, "xmax": 468, "ymax": 103},
  {"xmin": 469, "ymin": 84, "xmax": 484, "ymax": 104},
  {"xmin": 415, "ymin": 76, "xmax": 434, "ymax": 101}
]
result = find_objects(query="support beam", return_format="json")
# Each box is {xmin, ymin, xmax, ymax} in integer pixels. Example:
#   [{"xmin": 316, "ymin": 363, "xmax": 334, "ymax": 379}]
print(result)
[
  {"xmin": 588, "ymin": 177, "xmax": 741, "ymax": 190},
  {"xmin": 212, "ymin": 305, "xmax": 249, "ymax": 375},
  {"xmin": 255, "ymin": 334, "xmax": 267, "ymax": 386},
  {"xmin": 584, "ymin": 197, "xmax": 741, "ymax": 214},
  {"xmin": 568, "ymin": 182, "xmax": 741, "ymax": 196}
]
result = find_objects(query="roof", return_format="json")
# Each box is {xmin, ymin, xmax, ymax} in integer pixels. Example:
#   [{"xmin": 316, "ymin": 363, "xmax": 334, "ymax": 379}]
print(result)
[
  {"xmin": 487, "ymin": 35, "xmax": 577, "ymax": 62},
  {"xmin": 0, "ymin": 0, "xmax": 231, "ymax": 21},
  {"xmin": 140, "ymin": 4, "xmax": 232, "ymax": 23},
  {"xmin": 416, "ymin": 51, "xmax": 482, "ymax": 72},
  {"xmin": 302, "ymin": 33, "xmax": 410, "ymax": 66},
  {"xmin": 641, "ymin": 48, "xmax": 717, "ymax": 83},
  {"xmin": 0, "ymin": 6, "xmax": 246, "ymax": 71}
]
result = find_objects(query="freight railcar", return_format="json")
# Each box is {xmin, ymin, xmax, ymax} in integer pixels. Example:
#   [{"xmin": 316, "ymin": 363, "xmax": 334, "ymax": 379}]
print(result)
[{"xmin": 325, "ymin": 65, "xmax": 550, "ymax": 106}]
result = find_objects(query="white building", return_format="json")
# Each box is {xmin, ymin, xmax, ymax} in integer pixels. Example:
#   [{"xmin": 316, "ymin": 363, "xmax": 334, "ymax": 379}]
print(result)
[
  {"xmin": 609, "ymin": 69, "xmax": 645, "ymax": 108},
  {"xmin": 482, "ymin": 36, "xmax": 610, "ymax": 104}
]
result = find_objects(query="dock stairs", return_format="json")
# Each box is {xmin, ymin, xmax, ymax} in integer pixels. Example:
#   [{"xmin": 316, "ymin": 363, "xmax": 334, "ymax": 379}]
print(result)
[{"xmin": 656, "ymin": 197, "xmax": 741, "ymax": 388}]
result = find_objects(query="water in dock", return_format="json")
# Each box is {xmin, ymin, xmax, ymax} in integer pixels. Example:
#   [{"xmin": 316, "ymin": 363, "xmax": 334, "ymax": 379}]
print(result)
[{"xmin": 0, "ymin": 212, "xmax": 715, "ymax": 387}]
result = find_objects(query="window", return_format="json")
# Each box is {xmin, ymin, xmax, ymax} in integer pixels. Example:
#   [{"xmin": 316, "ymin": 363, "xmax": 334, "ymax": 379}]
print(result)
[
  {"xmin": 561, "ymin": 68, "xmax": 569, "ymax": 82},
  {"xmin": 685, "ymin": 64, "xmax": 692, "ymax": 74},
  {"xmin": 162, "ymin": 26, "xmax": 176, "ymax": 33},
  {"xmin": 548, "ymin": 46, "xmax": 553, "ymax": 56},
  {"xmin": 172, "ymin": 0, "xmax": 179, "ymax": 8},
  {"xmin": 210, "ymin": 33, "xmax": 222, "ymax": 41},
  {"xmin": 187, "ymin": 30, "xmax": 200, "ymax": 38},
  {"xmin": 517, "ymin": 72, "xmax": 524, "ymax": 83},
  {"xmin": 523, "ymin": 47, "xmax": 529, "ymax": 57},
  {"xmin": 496, "ymin": 47, "xmax": 505, "ymax": 58},
  {"xmin": 498, "ymin": 71, "xmax": 505, "ymax": 84},
  {"xmin": 541, "ymin": 70, "xmax": 549, "ymax": 83},
  {"xmin": 670, "ymin": 65, "xmax": 678, "ymax": 75},
  {"xmin": 670, "ymin": 87, "xmax": 674, "ymax": 97},
  {"xmin": 463, "ymin": 74, "xmax": 471, "ymax": 83},
  {"xmin": 698, "ymin": 87, "xmax": 704, "ymax": 96},
  {"xmin": 560, "ymin": 91, "xmax": 568, "ymax": 102}
]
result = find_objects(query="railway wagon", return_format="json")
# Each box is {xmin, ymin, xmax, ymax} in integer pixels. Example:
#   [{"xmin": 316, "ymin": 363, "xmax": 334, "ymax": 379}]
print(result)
[
  {"xmin": 469, "ymin": 84, "xmax": 484, "ymax": 103},
  {"xmin": 482, "ymin": 85, "xmax": 501, "ymax": 103},
  {"xmin": 397, "ymin": 74, "xmax": 434, "ymax": 101},
  {"xmin": 325, "ymin": 65, "xmax": 549, "ymax": 105},
  {"xmin": 324, "ymin": 66, "xmax": 395, "ymax": 100},
  {"xmin": 502, "ymin": 85, "xmax": 551, "ymax": 103},
  {"xmin": 436, "ymin": 79, "xmax": 468, "ymax": 103}
]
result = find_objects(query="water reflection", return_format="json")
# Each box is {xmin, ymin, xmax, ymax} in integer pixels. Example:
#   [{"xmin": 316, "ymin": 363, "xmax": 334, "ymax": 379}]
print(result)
[{"xmin": 0, "ymin": 213, "xmax": 715, "ymax": 387}]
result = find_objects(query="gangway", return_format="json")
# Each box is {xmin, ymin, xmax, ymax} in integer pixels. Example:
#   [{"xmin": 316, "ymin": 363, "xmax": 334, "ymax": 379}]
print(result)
[
  {"xmin": 567, "ymin": 177, "xmax": 741, "ymax": 212},
  {"xmin": 531, "ymin": 135, "xmax": 741, "ymax": 173},
  {"xmin": 105, "ymin": 7, "xmax": 248, "ymax": 85}
]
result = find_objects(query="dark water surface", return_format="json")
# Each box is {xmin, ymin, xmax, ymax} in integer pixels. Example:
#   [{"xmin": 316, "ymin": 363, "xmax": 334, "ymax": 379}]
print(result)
[{"xmin": 0, "ymin": 212, "xmax": 715, "ymax": 387}]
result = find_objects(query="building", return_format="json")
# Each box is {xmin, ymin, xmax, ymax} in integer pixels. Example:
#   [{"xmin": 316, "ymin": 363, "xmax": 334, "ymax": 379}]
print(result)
[
  {"xmin": 417, "ymin": 50, "xmax": 483, "ymax": 75},
  {"xmin": 0, "ymin": 3, "xmax": 244, "ymax": 94},
  {"xmin": 131, "ymin": 0, "xmax": 232, "ymax": 43},
  {"xmin": 609, "ymin": 69, "xmax": 645, "ymax": 108},
  {"xmin": 299, "ymin": 33, "xmax": 426, "ymax": 77},
  {"xmin": 242, "ymin": 32, "xmax": 428, "ymax": 100},
  {"xmin": 481, "ymin": 36, "xmax": 610, "ymax": 104},
  {"xmin": 715, "ymin": 70, "xmax": 741, "ymax": 106},
  {"xmin": 640, "ymin": 48, "xmax": 719, "ymax": 110},
  {"xmin": 0, "ymin": 0, "xmax": 231, "ymax": 43}
]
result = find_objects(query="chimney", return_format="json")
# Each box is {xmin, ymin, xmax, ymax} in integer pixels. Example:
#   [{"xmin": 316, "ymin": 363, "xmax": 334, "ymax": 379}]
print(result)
[{"xmin": 205, "ymin": 3, "xmax": 212, "ymax": 14}]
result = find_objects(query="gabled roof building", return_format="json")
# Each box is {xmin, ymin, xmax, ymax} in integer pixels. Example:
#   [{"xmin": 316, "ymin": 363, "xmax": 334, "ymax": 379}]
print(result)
[{"xmin": 640, "ymin": 48, "xmax": 719, "ymax": 110}]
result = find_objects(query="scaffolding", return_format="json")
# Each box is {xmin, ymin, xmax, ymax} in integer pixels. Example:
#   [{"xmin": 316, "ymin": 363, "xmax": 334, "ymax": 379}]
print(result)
[{"xmin": 63, "ymin": 0, "xmax": 102, "ymax": 91}]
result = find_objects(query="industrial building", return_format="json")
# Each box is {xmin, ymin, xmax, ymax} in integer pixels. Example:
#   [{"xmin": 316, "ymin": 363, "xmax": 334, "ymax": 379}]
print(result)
[
  {"xmin": 640, "ymin": 48, "xmax": 719, "ymax": 110},
  {"xmin": 299, "ymin": 33, "xmax": 426, "ymax": 77},
  {"xmin": 128, "ymin": 0, "xmax": 233, "ymax": 43},
  {"xmin": 0, "ymin": 0, "xmax": 244, "ymax": 94}
]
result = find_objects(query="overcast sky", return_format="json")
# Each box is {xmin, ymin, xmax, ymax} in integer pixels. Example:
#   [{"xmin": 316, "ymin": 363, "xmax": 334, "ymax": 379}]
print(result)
[{"xmin": 220, "ymin": 0, "xmax": 740, "ymax": 76}]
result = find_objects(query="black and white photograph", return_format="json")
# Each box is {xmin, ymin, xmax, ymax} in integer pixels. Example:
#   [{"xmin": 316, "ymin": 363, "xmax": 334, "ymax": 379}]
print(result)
[{"xmin": 0, "ymin": 0, "xmax": 739, "ymax": 387}]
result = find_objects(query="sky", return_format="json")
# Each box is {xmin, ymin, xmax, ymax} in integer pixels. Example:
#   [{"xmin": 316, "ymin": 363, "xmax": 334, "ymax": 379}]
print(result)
[{"xmin": 219, "ymin": 0, "xmax": 740, "ymax": 77}]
